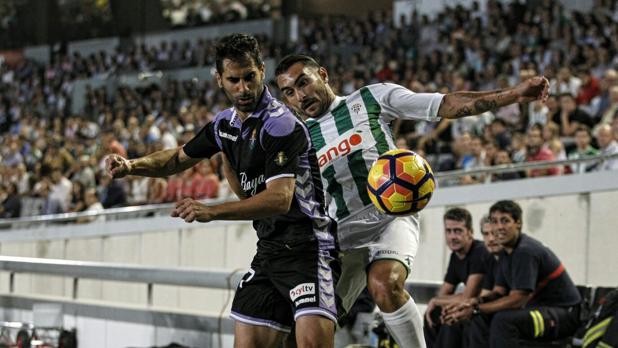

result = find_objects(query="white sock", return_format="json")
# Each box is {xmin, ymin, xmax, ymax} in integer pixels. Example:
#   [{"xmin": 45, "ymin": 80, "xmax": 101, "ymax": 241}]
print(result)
[{"xmin": 381, "ymin": 297, "xmax": 426, "ymax": 348}]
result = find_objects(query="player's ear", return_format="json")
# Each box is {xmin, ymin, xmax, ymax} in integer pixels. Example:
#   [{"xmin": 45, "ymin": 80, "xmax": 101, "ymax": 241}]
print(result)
[
  {"xmin": 318, "ymin": 67, "xmax": 329, "ymax": 83},
  {"xmin": 215, "ymin": 72, "xmax": 223, "ymax": 89}
]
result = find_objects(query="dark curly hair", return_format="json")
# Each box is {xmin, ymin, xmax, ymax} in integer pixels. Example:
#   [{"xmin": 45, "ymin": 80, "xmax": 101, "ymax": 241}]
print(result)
[{"xmin": 215, "ymin": 33, "xmax": 263, "ymax": 74}]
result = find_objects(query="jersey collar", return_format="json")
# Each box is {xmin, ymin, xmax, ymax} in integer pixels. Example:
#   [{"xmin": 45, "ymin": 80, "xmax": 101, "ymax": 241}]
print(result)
[
  {"xmin": 229, "ymin": 86, "xmax": 273, "ymax": 127},
  {"xmin": 306, "ymin": 95, "xmax": 345, "ymax": 122}
]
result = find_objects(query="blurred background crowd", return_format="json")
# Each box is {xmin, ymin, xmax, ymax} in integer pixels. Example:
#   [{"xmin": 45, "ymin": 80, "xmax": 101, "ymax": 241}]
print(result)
[{"xmin": 0, "ymin": 0, "xmax": 617, "ymax": 219}]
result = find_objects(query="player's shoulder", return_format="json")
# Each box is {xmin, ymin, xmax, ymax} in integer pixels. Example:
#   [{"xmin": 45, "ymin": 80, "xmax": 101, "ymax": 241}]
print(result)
[
  {"xmin": 261, "ymin": 99, "xmax": 301, "ymax": 137},
  {"xmin": 363, "ymin": 82, "xmax": 407, "ymax": 95},
  {"xmin": 213, "ymin": 107, "xmax": 235, "ymax": 125}
]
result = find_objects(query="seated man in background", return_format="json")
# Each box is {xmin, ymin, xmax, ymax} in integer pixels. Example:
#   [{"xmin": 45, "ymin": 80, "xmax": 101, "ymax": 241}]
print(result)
[
  {"xmin": 424, "ymin": 207, "xmax": 489, "ymax": 348},
  {"xmin": 443, "ymin": 200, "xmax": 581, "ymax": 348}
]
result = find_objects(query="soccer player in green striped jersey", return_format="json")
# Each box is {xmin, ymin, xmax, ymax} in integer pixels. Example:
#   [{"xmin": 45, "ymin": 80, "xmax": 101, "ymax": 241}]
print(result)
[{"xmin": 275, "ymin": 54, "xmax": 549, "ymax": 348}]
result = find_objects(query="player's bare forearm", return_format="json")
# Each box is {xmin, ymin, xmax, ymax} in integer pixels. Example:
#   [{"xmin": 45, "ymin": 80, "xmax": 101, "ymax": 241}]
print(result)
[
  {"xmin": 210, "ymin": 192, "xmax": 289, "ymax": 220},
  {"xmin": 130, "ymin": 147, "xmax": 201, "ymax": 177},
  {"xmin": 173, "ymin": 177, "xmax": 295, "ymax": 223},
  {"xmin": 438, "ymin": 88, "xmax": 518, "ymax": 119},
  {"xmin": 438, "ymin": 76, "xmax": 549, "ymax": 118}
]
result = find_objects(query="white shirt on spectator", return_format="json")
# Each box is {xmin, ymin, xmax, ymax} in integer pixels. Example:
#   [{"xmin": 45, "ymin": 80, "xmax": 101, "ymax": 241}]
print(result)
[
  {"xmin": 598, "ymin": 140, "xmax": 618, "ymax": 171},
  {"xmin": 50, "ymin": 177, "xmax": 72, "ymax": 212},
  {"xmin": 549, "ymin": 76, "xmax": 582, "ymax": 97}
]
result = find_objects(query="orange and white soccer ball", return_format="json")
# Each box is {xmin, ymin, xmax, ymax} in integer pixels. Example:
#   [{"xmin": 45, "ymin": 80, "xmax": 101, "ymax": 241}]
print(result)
[{"xmin": 367, "ymin": 149, "xmax": 436, "ymax": 216}]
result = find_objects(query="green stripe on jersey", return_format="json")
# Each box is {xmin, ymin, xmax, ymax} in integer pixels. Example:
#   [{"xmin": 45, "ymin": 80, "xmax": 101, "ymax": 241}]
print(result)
[
  {"xmin": 332, "ymin": 99, "xmax": 372, "ymax": 208},
  {"xmin": 347, "ymin": 150, "xmax": 372, "ymax": 205},
  {"xmin": 322, "ymin": 165, "xmax": 350, "ymax": 220},
  {"xmin": 306, "ymin": 119, "xmax": 326, "ymax": 150},
  {"xmin": 331, "ymin": 100, "xmax": 354, "ymax": 134},
  {"xmin": 360, "ymin": 87, "xmax": 390, "ymax": 155}
]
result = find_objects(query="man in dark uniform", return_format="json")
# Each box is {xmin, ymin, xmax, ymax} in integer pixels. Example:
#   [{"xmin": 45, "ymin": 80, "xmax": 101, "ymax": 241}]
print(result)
[
  {"xmin": 478, "ymin": 214, "xmax": 502, "ymax": 295},
  {"xmin": 424, "ymin": 207, "xmax": 489, "ymax": 348},
  {"xmin": 106, "ymin": 34, "xmax": 340, "ymax": 348},
  {"xmin": 443, "ymin": 200, "xmax": 581, "ymax": 348}
]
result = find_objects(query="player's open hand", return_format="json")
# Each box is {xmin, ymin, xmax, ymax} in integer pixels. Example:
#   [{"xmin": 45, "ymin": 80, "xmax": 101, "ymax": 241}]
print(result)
[
  {"xmin": 516, "ymin": 76, "xmax": 550, "ymax": 103},
  {"xmin": 172, "ymin": 198, "xmax": 215, "ymax": 223},
  {"xmin": 106, "ymin": 154, "xmax": 131, "ymax": 179}
]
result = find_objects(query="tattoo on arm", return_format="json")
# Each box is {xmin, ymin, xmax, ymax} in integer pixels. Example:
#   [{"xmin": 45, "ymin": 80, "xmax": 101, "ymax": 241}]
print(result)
[
  {"xmin": 454, "ymin": 106, "xmax": 473, "ymax": 118},
  {"xmin": 473, "ymin": 99, "xmax": 499, "ymax": 114}
]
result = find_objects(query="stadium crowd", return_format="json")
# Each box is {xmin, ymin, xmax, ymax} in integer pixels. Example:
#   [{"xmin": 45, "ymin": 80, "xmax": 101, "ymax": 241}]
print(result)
[{"xmin": 1, "ymin": 0, "xmax": 618, "ymax": 219}]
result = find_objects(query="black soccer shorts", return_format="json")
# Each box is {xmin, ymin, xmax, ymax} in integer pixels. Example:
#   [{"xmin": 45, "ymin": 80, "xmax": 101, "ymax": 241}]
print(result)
[{"xmin": 230, "ymin": 239, "xmax": 341, "ymax": 332}]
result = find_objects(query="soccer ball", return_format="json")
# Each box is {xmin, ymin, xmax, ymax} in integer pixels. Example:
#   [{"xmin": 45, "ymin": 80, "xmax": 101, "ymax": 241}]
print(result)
[{"xmin": 367, "ymin": 149, "xmax": 436, "ymax": 216}]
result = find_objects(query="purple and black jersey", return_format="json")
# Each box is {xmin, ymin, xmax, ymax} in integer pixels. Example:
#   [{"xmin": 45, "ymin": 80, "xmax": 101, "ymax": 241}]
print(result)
[{"xmin": 183, "ymin": 87, "xmax": 336, "ymax": 249}]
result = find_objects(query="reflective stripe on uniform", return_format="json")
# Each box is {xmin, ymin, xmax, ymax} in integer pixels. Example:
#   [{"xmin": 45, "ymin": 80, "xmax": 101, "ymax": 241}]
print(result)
[
  {"xmin": 530, "ymin": 310, "xmax": 545, "ymax": 338},
  {"xmin": 583, "ymin": 317, "xmax": 613, "ymax": 348}
]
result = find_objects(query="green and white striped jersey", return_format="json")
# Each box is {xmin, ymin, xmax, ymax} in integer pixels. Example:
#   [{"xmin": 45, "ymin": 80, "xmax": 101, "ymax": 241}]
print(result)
[{"xmin": 306, "ymin": 83, "xmax": 444, "ymax": 226}]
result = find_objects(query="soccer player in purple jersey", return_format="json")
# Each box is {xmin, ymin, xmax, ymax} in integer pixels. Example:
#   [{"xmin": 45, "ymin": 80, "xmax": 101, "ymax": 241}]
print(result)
[{"xmin": 107, "ymin": 34, "xmax": 340, "ymax": 348}]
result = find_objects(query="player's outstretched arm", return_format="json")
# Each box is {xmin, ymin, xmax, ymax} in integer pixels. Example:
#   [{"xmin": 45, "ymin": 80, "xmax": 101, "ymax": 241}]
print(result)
[
  {"xmin": 106, "ymin": 147, "xmax": 202, "ymax": 179},
  {"xmin": 438, "ymin": 76, "xmax": 549, "ymax": 119},
  {"xmin": 171, "ymin": 177, "xmax": 295, "ymax": 223}
]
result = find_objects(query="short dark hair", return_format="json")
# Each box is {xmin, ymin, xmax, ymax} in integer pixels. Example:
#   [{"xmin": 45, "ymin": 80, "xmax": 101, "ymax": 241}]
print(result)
[
  {"xmin": 215, "ymin": 33, "xmax": 263, "ymax": 74},
  {"xmin": 275, "ymin": 54, "xmax": 321, "ymax": 77},
  {"xmin": 489, "ymin": 200, "xmax": 522, "ymax": 224},
  {"xmin": 444, "ymin": 207, "xmax": 473, "ymax": 231},
  {"xmin": 574, "ymin": 125, "xmax": 591, "ymax": 137}
]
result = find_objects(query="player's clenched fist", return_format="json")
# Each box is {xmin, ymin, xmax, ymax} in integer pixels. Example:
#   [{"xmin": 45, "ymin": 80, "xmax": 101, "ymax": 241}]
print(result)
[{"xmin": 106, "ymin": 154, "xmax": 132, "ymax": 178}]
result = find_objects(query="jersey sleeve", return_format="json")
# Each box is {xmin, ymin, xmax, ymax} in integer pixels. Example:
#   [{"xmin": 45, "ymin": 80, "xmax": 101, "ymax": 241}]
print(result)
[
  {"xmin": 510, "ymin": 250, "xmax": 539, "ymax": 292},
  {"xmin": 183, "ymin": 122, "xmax": 221, "ymax": 159},
  {"xmin": 367, "ymin": 83, "xmax": 444, "ymax": 122},
  {"xmin": 261, "ymin": 117, "xmax": 307, "ymax": 183}
]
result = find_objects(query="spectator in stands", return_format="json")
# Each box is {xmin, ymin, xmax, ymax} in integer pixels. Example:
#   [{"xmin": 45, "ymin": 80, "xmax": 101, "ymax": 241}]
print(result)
[
  {"xmin": 489, "ymin": 119, "xmax": 511, "ymax": 151},
  {"xmin": 192, "ymin": 161, "xmax": 220, "ymax": 199},
  {"xmin": 460, "ymin": 135, "xmax": 487, "ymax": 185},
  {"xmin": 443, "ymin": 200, "xmax": 581, "ymax": 348},
  {"xmin": 591, "ymin": 69, "xmax": 618, "ymax": 120},
  {"xmin": 68, "ymin": 181, "xmax": 86, "ymax": 213},
  {"xmin": 576, "ymin": 68, "xmax": 601, "ymax": 105},
  {"xmin": 550, "ymin": 67, "xmax": 582, "ymax": 97},
  {"xmin": 77, "ymin": 188, "xmax": 105, "ymax": 223},
  {"xmin": 525, "ymin": 123, "xmax": 559, "ymax": 177},
  {"xmin": 492, "ymin": 150, "xmax": 522, "ymax": 182},
  {"xmin": 70, "ymin": 155, "xmax": 96, "ymax": 189},
  {"xmin": 146, "ymin": 177, "xmax": 168, "ymax": 204},
  {"xmin": 596, "ymin": 86, "xmax": 618, "ymax": 132},
  {"xmin": 568, "ymin": 126, "xmax": 599, "ymax": 174},
  {"xmin": 35, "ymin": 180, "xmax": 63, "ymax": 215},
  {"xmin": 543, "ymin": 122, "xmax": 567, "ymax": 163},
  {"xmin": 595, "ymin": 124, "xmax": 618, "ymax": 171},
  {"xmin": 98, "ymin": 174, "xmax": 127, "ymax": 208},
  {"xmin": 557, "ymin": 93, "xmax": 594, "ymax": 136},
  {"xmin": 49, "ymin": 167, "xmax": 73, "ymax": 213},
  {"xmin": 0, "ymin": 182, "xmax": 21, "ymax": 218},
  {"xmin": 424, "ymin": 207, "xmax": 489, "ymax": 348}
]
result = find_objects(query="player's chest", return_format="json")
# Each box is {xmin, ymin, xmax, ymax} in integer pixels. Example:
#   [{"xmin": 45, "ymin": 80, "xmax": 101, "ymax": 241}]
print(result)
[{"xmin": 219, "ymin": 122, "xmax": 265, "ymax": 174}]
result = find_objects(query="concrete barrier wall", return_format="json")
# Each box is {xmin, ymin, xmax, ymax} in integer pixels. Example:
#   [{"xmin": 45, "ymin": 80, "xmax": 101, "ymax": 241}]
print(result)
[{"xmin": 1, "ymin": 171, "xmax": 617, "ymax": 311}]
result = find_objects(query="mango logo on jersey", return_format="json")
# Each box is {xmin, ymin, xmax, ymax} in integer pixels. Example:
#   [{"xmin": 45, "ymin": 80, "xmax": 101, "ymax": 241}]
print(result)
[
  {"xmin": 289, "ymin": 282, "xmax": 315, "ymax": 301},
  {"xmin": 317, "ymin": 130, "xmax": 374, "ymax": 168}
]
